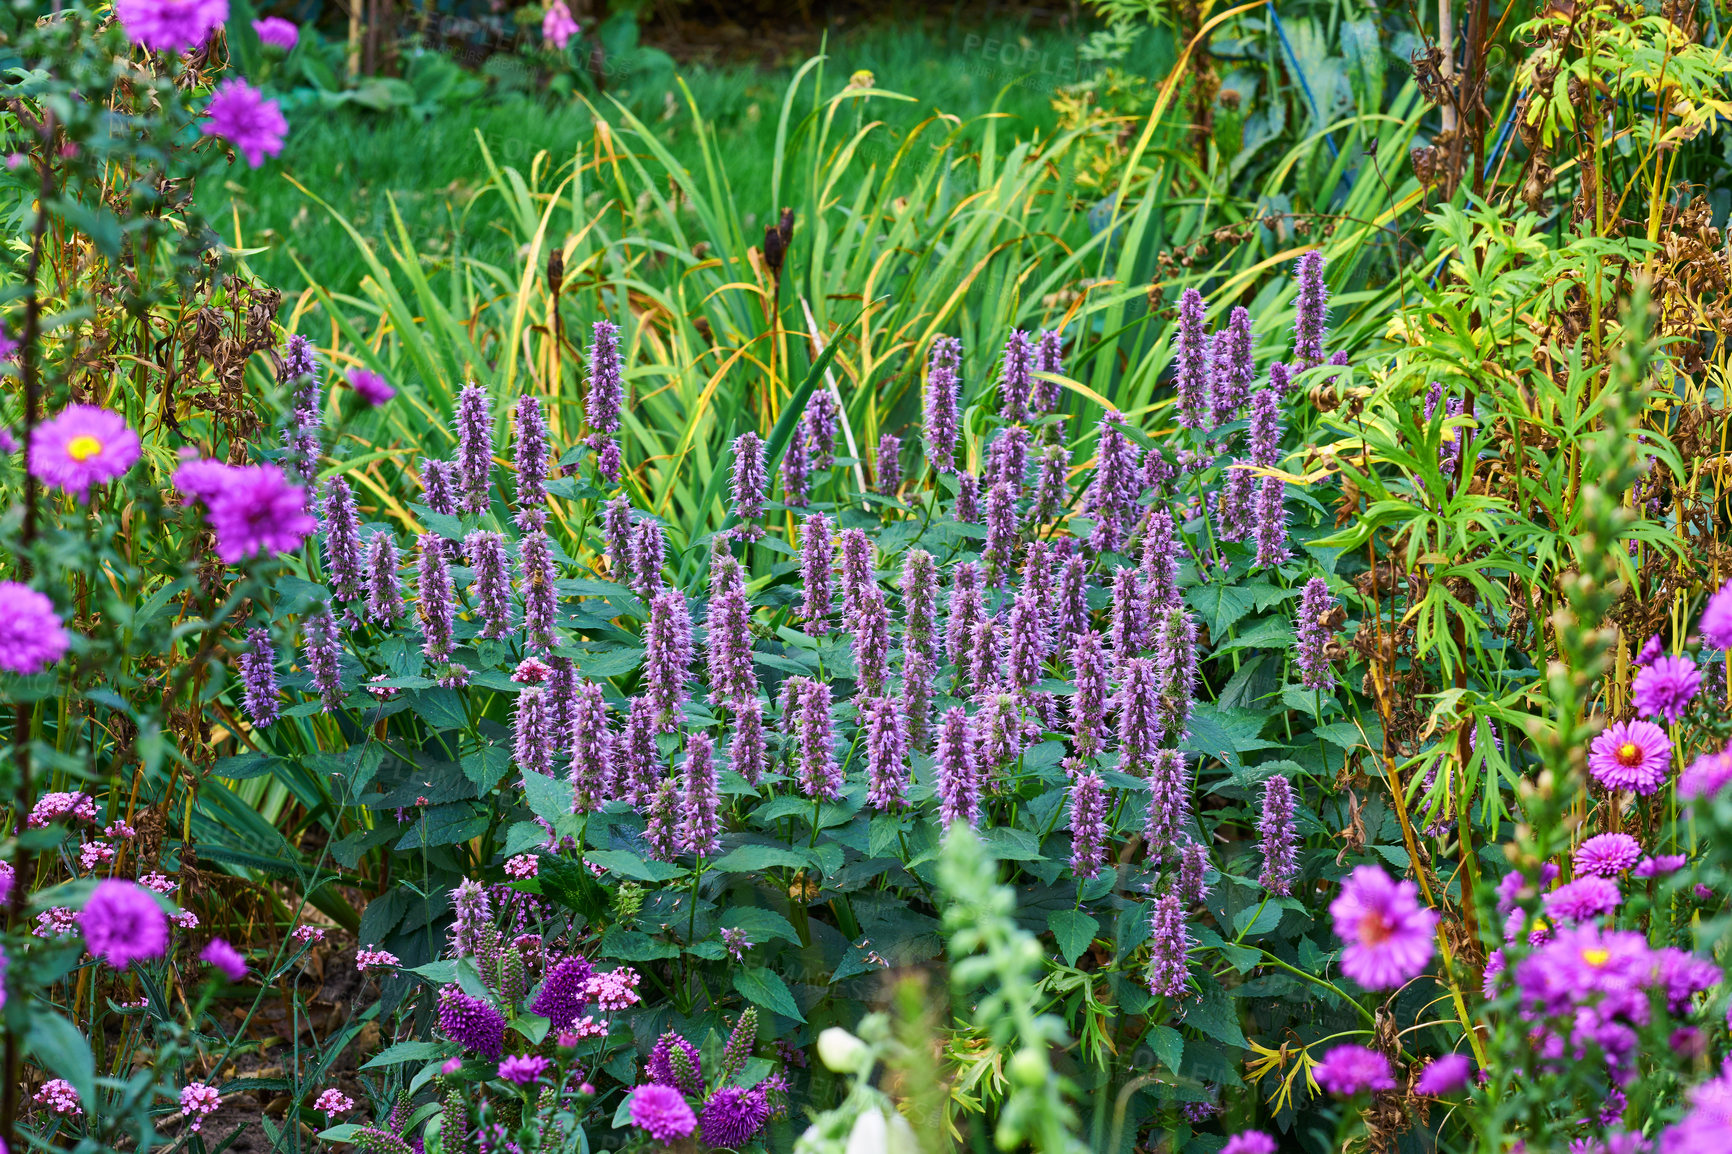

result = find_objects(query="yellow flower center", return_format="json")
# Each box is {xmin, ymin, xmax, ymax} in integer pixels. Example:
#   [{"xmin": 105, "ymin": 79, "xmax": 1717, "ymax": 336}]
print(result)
[
  {"xmin": 1616, "ymin": 742, "xmax": 1640, "ymax": 766},
  {"xmin": 66, "ymin": 435, "xmax": 103, "ymax": 461},
  {"xmin": 1581, "ymin": 948, "xmax": 1610, "ymax": 967}
]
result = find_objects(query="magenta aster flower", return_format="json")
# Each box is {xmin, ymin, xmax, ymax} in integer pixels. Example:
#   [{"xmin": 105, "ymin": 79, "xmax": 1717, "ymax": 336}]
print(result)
[
  {"xmin": 1542, "ymin": 875, "xmax": 1621, "ymax": 923},
  {"xmin": 1699, "ymin": 579, "xmax": 1732, "ymax": 649},
  {"xmin": 200, "ymin": 938, "xmax": 247, "ymax": 980},
  {"xmin": 28, "ymin": 406, "xmax": 140, "ymax": 501},
  {"xmin": 628, "ymin": 1083, "xmax": 696, "ymax": 1143},
  {"xmin": 497, "ymin": 1055, "xmax": 551, "ymax": 1084},
  {"xmin": 203, "ymin": 464, "xmax": 317, "ymax": 564},
  {"xmin": 1574, "ymin": 833, "xmax": 1641, "ymax": 877},
  {"xmin": 1634, "ymin": 853, "xmax": 1687, "ymax": 878},
  {"xmin": 1660, "ymin": 1058, "xmax": 1732, "ymax": 1153},
  {"xmin": 80, "ymin": 879, "xmax": 168, "ymax": 970},
  {"xmin": 0, "ymin": 581, "xmax": 70, "ymax": 675},
  {"xmin": 200, "ymin": 80, "xmax": 288, "ymax": 168},
  {"xmin": 1312, "ymin": 1044, "xmax": 1395, "ymax": 1096},
  {"xmin": 1632, "ymin": 655, "xmax": 1699, "ymax": 723},
  {"xmin": 1678, "ymin": 745, "xmax": 1732, "ymax": 803},
  {"xmin": 1586, "ymin": 720, "xmax": 1671, "ymax": 795},
  {"xmin": 114, "ymin": 0, "xmax": 228, "ymax": 50},
  {"xmin": 1329, "ymin": 865, "xmax": 1437, "ymax": 990},
  {"xmin": 346, "ymin": 368, "xmax": 394, "ymax": 406},
  {"xmin": 1221, "ymin": 1134, "xmax": 1276, "ymax": 1154},
  {"xmin": 1414, "ymin": 1053, "xmax": 1472, "ymax": 1096},
  {"xmin": 252, "ymin": 15, "xmax": 298, "ymax": 48}
]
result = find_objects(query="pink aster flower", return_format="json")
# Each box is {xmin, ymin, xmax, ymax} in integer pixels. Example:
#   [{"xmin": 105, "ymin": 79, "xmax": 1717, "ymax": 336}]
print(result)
[
  {"xmin": 1575, "ymin": 833, "xmax": 1641, "ymax": 877},
  {"xmin": 200, "ymin": 80, "xmax": 288, "ymax": 168},
  {"xmin": 1586, "ymin": 720, "xmax": 1671, "ymax": 795},
  {"xmin": 497, "ymin": 1054, "xmax": 551, "ymax": 1084},
  {"xmin": 201, "ymin": 938, "xmax": 247, "ymax": 980},
  {"xmin": 28, "ymin": 405, "xmax": 140, "ymax": 501},
  {"xmin": 628, "ymin": 1083, "xmax": 696, "ymax": 1143},
  {"xmin": 1632, "ymin": 655, "xmax": 1699, "ymax": 723},
  {"xmin": 1659, "ymin": 1059, "xmax": 1732, "ymax": 1153},
  {"xmin": 0, "ymin": 582, "xmax": 70, "ymax": 674},
  {"xmin": 1312, "ymin": 1044, "xmax": 1395, "ymax": 1096},
  {"xmin": 177, "ymin": 462, "xmax": 316, "ymax": 564},
  {"xmin": 1222, "ymin": 1133, "xmax": 1277, "ymax": 1154},
  {"xmin": 1414, "ymin": 1053, "xmax": 1472, "ymax": 1096},
  {"xmin": 346, "ymin": 368, "xmax": 394, "ymax": 406},
  {"xmin": 1699, "ymin": 579, "xmax": 1732, "ymax": 650},
  {"xmin": 80, "ymin": 879, "xmax": 168, "ymax": 969},
  {"xmin": 1634, "ymin": 854, "xmax": 1687, "ymax": 878},
  {"xmin": 1329, "ymin": 865, "xmax": 1437, "ymax": 990},
  {"xmin": 252, "ymin": 16, "xmax": 298, "ymax": 48},
  {"xmin": 1543, "ymin": 875, "xmax": 1621, "ymax": 923},
  {"xmin": 114, "ymin": 0, "xmax": 228, "ymax": 50},
  {"xmin": 1678, "ymin": 744, "xmax": 1732, "ymax": 803}
]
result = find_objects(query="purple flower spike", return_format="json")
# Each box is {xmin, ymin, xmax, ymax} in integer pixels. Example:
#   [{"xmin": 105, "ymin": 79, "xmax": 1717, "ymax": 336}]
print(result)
[
  {"xmin": 1146, "ymin": 893, "xmax": 1190, "ymax": 997},
  {"xmin": 1140, "ymin": 509, "xmax": 1180, "ymax": 613},
  {"xmin": 1217, "ymin": 463, "xmax": 1254, "ymax": 543},
  {"xmin": 1295, "ymin": 577, "xmax": 1338, "ymax": 691},
  {"xmin": 1293, "ymin": 250, "xmax": 1329, "ymax": 370},
  {"xmin": 1212, "ymin": 305, "xmax": 1254, "ymax": 422},
  {"xmin": 998, "ymin": 329, "xmax": 1034, "ymax": 423},
  {"xmin": 902, "ymin": 647, "xmax": 936, "ymax": 754},
  {"xmin": 1177, "ymin": 840, "xmax": 1211, "ymax": 904},
  {"xmin": 1268, "ymin": 361, "xmax": 1294, "ymax": 398},
  {"xmin": 780, "ymin": 425, "xmax": 811, "ymax": 508},
  {"xmin": 925, "ymin": 336, "xmax": 962, "ymax": 473},
  {"xmin": 850, "ymin": 587, "xmax": 891, "ymax": 695},
  {"xmin": 513, "ymin": 687, "xmax": 555, "ymax": 778},
  {"xmin": 934, "ymin": 706, "xmax": 979, "ymax": 828},
  {"xmin": 645, "ymin": 777, "xmax": 681, "ymax": 861},
  {"xmin": 730, "ymin": 698, "xmax": 768, "ymax": 786},
  {"xmin": 987, "ymin": 427, "xmax": 1030, "ymax": 495},
  {"xmin": 437, "ymin": 985, "xmax": 505, "ymax": 1057},
  {"xmin": 803, "ymin": 391, "xmax": 840, "ymax": 470},
  {"xmin": 644, "ymin": 589, "xmax": 695, "ymax": 732},
  {"xmin": 1252, "ymin": 475, "xmax": 1289, "ymax": 569},
  {"xmin": 795, "ymin": 678, "xmax": 840, "ymax": 800},
  {"xmin": 1056, "ymin": 553, "xmax": 1091, "ymax": 642},
  {"xmin": 954, "ymin": 471, "xmax": 981, "ymax": 522},
  {"xmin": 513, "ymin": 394, "xmax": 550, "ymax": 510},
  {"xmin": 630, "ymin": 517, "xmax": 666, "ymax": 598},
  {"xmin": 966, "ymin": 616, "xmax": 1003, "ymax": 697},
  {"xmin": 1069, "ymin": 630, "xmax": 1111, "ymax": 757},
  {"xmin": 569, "ymin": 681, "xmax": 614, "ymax": 811},
  {"xmin": 585, "ymin": 320, "xmax": 624, "ymax": 435},
  {"xmin": 465, "ymin": 530, "xmax": 514, "ymax": 640},
  {"xmin": 862, "ymin": 695, "xmax": 909, "ymax": 811},
  {"xmin": 1110, "ymin": 567, "xmax": 1147, "ymax": 675},
  {"xmin": 838, "ymin": 529, "xmax": 875, "ymax": 621},
  {"xmin": 731, "ymin": 432, "xmax": 768, "ymax": 527},
  {"xmin": 875, "ymin": 432, "xmax": 902, "ymax": 496},
  {"xmin": 603, "ymin": 495, "xmax": 633, "ymax": 582},
  {"xmin": 982, "ymin": 481, "xmax": 1020, "ymax": 585},
  {"xmin": 944, "ymin": 562, "xmax": 986, "ymax": 671},
  {"xmin": 519, "ymin": 527, "xmax": 559, "ymax": 653},
  {"xmin": 365, "ymin": 533, "xmax": 403, "ymax": 624},
  {"xmin": 1068, "ymin": 771, "xmax": 1108, "ymax": 879},
  {"xmin": 900, "ymin": 549, "xmax": 940, "ymax": 663},
  {"xmin": 1174, "ymin": 289, "xmax": 1210, "ymax": 429},
  {"xmin": 1084, "ymin": 413, "xmax": 1142, "ymax": 554},
  {"xmin": 620, "ymin": 697, "xmax": 661, "ymax": 809},
  {"xmin": 415, "ymin": 535, "xmax": 456, "ymax": 661},
  {"xmin": 1116, "ymin": 657, "xmax": 1162, "ymax": 771},
  {"xmin": 453, "ymin": 383, "xmax": 494, "ymax": 515},
  {"xmin": 238, "ymin": 627, "xmax": 280, "ymax": 728},
  {"xmin": 319, "ymin": 477, "xmax": 365, "ymax": 606},
  {"xmin": 1248, "ymin": 388, "xmax": 1281, "ymax": 468},
  {"xmin": 1032, "ymin": 443, "xmax": 1071, "ymax": 524},
  {"xmin": 1144, "ymin": 748, "xmax": 1191, "ymax": 861},
  {"xmin": 1257, "ymin": 773, "xmax": 1298, "ymax": 895},
  {"xmin": 680, "ymin": 733, "xmax": 721, "ymax": 856},
  {"xmin": 1005, "ymin": 587, "xmax": 1049, "ymax": 690},
  {"xmin": 799, "ymin": 513, "xmax": 834, "ymax": 631},
  {"xmin": 1030, "ymin": 329, "xmax": 1065, "ymax": 414},
  {"xmin": 706, "ymin": 557, "xmax": 757, "ymax": 707}
]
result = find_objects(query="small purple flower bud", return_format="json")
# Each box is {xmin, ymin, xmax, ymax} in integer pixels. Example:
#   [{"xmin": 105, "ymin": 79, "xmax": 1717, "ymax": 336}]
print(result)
[
  {"xmin": 645, "ymin": 589, "xmax": 695, "ymax": 731},
  {"xmin": 465, "ymin": 531, "xmax": 514, "ymax": 640},
  {"xmin": 1069, "ymin": 771, "xmax": 1109, "ymax": 879},
  {"xmin": 1253, "ymin": 476, "xmax": 1289, "ymax": 569},
  {"xmin": 1248, "ymin": 388, "xmax": 1281, "ymax": 468},
  {"xmin": 570, "ymin": 681, "xmax": 613, "ymax": 810},
  {"xmin": 925, "ymin": 336, "xmax": 962, "ymax": 473},
  {"xmin": 513, "ymin": 394, "xmax": 550, "ymax": 510},
  {"xmin": 1030, "ymin": 329, "xmax": 1065, "ymax": 415},
  {"xmin": 365, "ymin": 532, "xmax": 403, "ymax": 624},
  {"xmin": 416, "ymin": 533, "xmax": 456, "ymax": 661},
  {"xmin": 1258, "ymin": 773, "xmax": 1298, "ymax": 895},
  {"xmin": 1069, "ymin": 630, "xmax": 1111, "ymax": 758},
  {"xmin": 680, "ymin": 733, "xmax": 721, "ymax": 856},
  {"xmin": 874, "ymin": 432, "xmax": 902, "ymax": 496},
  {"xmin": 1292, "ymin": 250, "xmax": 1328, "ymax": 371},
  {"xmin": 862, "ymin": 695, "xmax": 909, "ymax": 811},
  {"xmin": 1296, "ymin": 577, "xmax": 1338, "ymax": 691},
  {"xmin": 799, "ymin": 513, "xmax": 834, "ymax": 631},
  {"xmin": 239, "ymin": 626, "xmax": 280, "ymax": 727},
  {"xmin": 1146, "ymin": 893, "xmax": 1190, "ymax": 998},
  {"xmin": 586, "ymin": 320, "xmax": 624, "ymax": 434},
  {"xmin": 519, "ymin": 528, "xmax": 559, "ymax": 653},
  {"xmin": 453, "ymin": 383, "xmax": 494, "ymax": 515},
  {"xmin": 731, "ymin": 432, "xmax": 768, "ymax": 525},
  {"xmin": 320, "ymin": 477, "xmax": 364, "ymax": 605},
  {"xmin": 302, "ymin": 603, "xmax": 344, "ymax": 710},
  {"xmin": 934, "ymin": 706, "xmax": 979, "ymax": 828},
  {"xmin": 1174, "ymin": 289, "xmax": 1210, "ymax": 429},
  {"xmin": 281, "ymin": 333, "xmax": 318, "ymax": 381}
]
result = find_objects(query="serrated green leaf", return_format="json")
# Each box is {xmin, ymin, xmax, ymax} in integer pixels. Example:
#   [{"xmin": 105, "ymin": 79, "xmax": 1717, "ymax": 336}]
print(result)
[
  {"xmin": 1147, "ymin": 1024, "xmax": 1184, "ymax": 1074},
  {"xmin": 585, "ymin": 849, "xmax": 684, "ymax": 882},
  {"xmin": 721, "ymin": 906, "xmax": 804, "ymax": 947},
  {"xmin": 1048, "ymin": 909, "xmax": 1099, "ymax": 966},
  {"xmin": 362, "ymin": 1040, "xmax": 457, "ymax": 1070},
  {"xmin": 733, "ymin": 967, "xmax": 804, "ymax": 1022},
  {"xmin": 520, "ymin": 769, "xmax": 574, "ymax": 824},
  {"xmin": 711, "ymin": 844, "xmax": 810, "ymax": 873}
]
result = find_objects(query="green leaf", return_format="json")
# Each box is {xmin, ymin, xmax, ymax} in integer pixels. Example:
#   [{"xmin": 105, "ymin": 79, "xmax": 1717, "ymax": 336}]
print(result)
[
  {"xmin": 585, "ymin": 849, "xmax": 684, "ymax": 883},
  {"xmin": 411, "ymin": 688, "xmax": 469, "ymax": 730},
  {"xmin": 462, "ymin": 744, "xmax": 512, "ymax": 792},
  {"xmin": 362, "ymin": 1040, "xmax": 458, "ymax": 1070},
  {"xmin": 1184, "ymin": 977, "xmax": 1247, "ymax": 1048},
  {"xmin": 1232, "ymin": 901, "xmax": 1283, "ymax": 938},
  {"xmin": 539, "ymin": 853, "xmax": 607, "ymax": 917},
  {"xmin": 27, "ymin": 1010, "xmax": 95, "ymax": 1112},
  {"xmin": 598, "ymin": 927, "xmax": 681, "ymax": 962},
  {"xmin": 1186, "ymin": 583, "xmax": 1256, "ymax": 636},
  {"xmin": 720, "ymin": 907, "xmax": 804, "ymax": 947},
  {"xmin": 1146, "ymin": 1024, "xmax": 1184, "ymax": 1075},
  {"xmin": 710, "ymin": 844, "xmax": 810, "ymax": 874},
  {"xmin": 982, "ymin": 826, "xmax": 1041, "ymax": 861},
  {"xmin": 733, "ymin": 967, "xmax": 804, "ymax": 1022},
  {"xmin": 520, "ymin": 770, "xmax": 574, "ymax": 824},
  {"xmin": 1048, "ymin": 909, "xmax": 1099, "ymax": 966}
]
